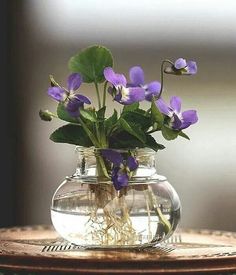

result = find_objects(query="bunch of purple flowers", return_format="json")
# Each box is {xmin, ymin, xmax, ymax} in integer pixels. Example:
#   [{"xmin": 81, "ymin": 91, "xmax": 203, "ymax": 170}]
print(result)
[
  {"xmin": 101, "ymin": 149, "xmax": 138, "ymax": 190},
  {"xmin": 40, "ymin": 45, "xmax": 198, "ymax": 190}
]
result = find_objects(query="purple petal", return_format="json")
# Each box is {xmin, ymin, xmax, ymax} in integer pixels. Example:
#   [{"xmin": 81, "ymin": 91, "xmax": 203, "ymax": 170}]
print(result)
[
  {"xmin": 48, "ymin": 87, "xmax": 67, "ymax": 102},
  {"xmin": 104, "ymin": 67, "xmax": 127, "ymax": 87},
  {"xmin": 127, "ymin": 156, "xmax": 138, "ymax": 171},
  {"xmin": 126, "ymin": 83, "xmax": 136, "ymax": 88},
  {"xmin": 74, "ymin": 94, "xmax": 91, "ymax": 104},
  {"xmin": 111, "ymin": 168, "xmax": 129, "ymax": 190},
  {"xmin": 182, "ymin": 110, "xmax": 198, "ymax": 124},
  {"xmin": 180, "ymin": 121, "xmax": 192, "ymax": 129},
  {"xmin": 67, "ymin": 73, "xmax": 83, "ymax": 91},
  {"xmin": 66, "ymin": 98, "xmax": 84, "ymax": 117},
  {"xmin": 147, "ymin": 81, "xmax": 161, "ymax": 93},
  {"xmin": 114, "ymin": 92, "xmax": 122, "ymax": 102},
  {"xmin": 116, "ymin": 172, "xmax": 129, "ymax": 187},
  {"xmin": 172, "ymin": 113, "xmax": 182, "ymax": 130},
  {"xmin": 129, "ymin": 66, "xmax": 145, "ymax": 86},
  {"xmin": 119, "ymin": 87, "xmax": 145, "ymax": 105},
  {"xmin": 180, "ymin": 110, "xmax": 198, "ymax": 129},
  {"xmin": 170, "ymin": 96, "xmax": 181, "ymax": 113},
  {"xmin": 187, "ymin": 61, "xmax": 197, "ymax": 74},
  {"xmin": 101, "ymin": 149, "xmax": 123, "ymax": 166},
  {"xmin": 174, "ymin": 58, "xmax": 187, "ymax": 69},
  {"xmin": 145, "ymin": 81, "xmax": 161, "ymax": 101},
  {"xmin": 156, "ymin": 98, "xmax": 171, "ymax": 116}
]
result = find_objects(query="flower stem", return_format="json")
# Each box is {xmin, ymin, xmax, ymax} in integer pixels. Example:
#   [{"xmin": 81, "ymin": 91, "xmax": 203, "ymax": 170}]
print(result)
[
  {"xmin": 95, "ymin": 82, "xmax": 101, "ymax": 109},
  {"xmin": 78, "ymin": 117, "xmax": 100, "ymax": 147},
  {"xmin": 102, "ymin": 81, "xmax": 108, "ymax": 107},
  {"xmin": 147, "ymin": 186, "xmax": 171, "ymax": 235},
  {"xmin": 96, "ymin": 155, "xmax": 110, "ymax": 178},
  {"xmin": 95, "ymin": 123, "xmax": 100, "ymax": 142},
  {"xmin": 146, "ymin": 59, "xmax": 174, "ymax": 115},
  {"xmin": 157, "ymin": 59, "xmax": 174, "ymax": 100}
]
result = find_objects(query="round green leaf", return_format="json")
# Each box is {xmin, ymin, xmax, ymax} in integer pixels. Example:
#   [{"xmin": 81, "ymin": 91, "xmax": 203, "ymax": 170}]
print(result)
[{"xmin": 68, "ymin": 45, "xmax": 113, "ymax": 83}]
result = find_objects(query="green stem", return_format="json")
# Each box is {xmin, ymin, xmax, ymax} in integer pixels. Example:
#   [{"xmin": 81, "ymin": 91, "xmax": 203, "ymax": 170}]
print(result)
[
  {"xmin": 95, "ymin": 122, "xmax": 100, "ymax": 143},
  {"xmin": 95, "ymin": 82, "xmax": 101, "ymax": 109},
  {"xmin": 146, "ymin": 59, "xmax": 174, "ymax": 116},
  {"xmin": 78, "ymin": 117, "xmax": 100, "ymax": 147},
  {"xmin": 79, "ymin": 119, "xmax": 109, "ymax": 179},
  {"xmin": 156, "ymin": 59, "xmax": 174, "ymax": 100},
  {"xmin": 147, "ymin": 186, "xmax": 171, "ymax": 235},
  {"xmin": 97, "ymin": 155, "xmax": 110, "ymax": 178},
  {"xmin": 102, "ymin": 81, "xmax": 108, "ymax": 107},
  {"xmin": 101, "ymin": 129, "xmax": 108, "ymax": 147}
]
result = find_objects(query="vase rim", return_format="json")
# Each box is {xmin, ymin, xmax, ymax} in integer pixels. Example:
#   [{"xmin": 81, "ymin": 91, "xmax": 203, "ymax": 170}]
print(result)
[{"xmin": 75, "ymin": 146, "xmax": 156, "ymax": 155}]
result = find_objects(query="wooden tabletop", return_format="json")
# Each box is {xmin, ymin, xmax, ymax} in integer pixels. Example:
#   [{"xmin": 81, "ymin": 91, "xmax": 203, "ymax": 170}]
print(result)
[{"xmin": 0, "ymin": 225, "xmax": 236, "ymax": 274}]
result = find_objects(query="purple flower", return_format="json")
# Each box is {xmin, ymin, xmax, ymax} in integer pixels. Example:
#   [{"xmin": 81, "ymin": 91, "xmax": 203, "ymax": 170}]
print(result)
[
  {"xmin": 156, "ymin": 96, "xmax": 198, "ymax": 130},
  {"xmin": 127, "ymin": 156, "xmax": 139, "ymax": 171},
  {"xmin": 101, "ymin": 149, "xmax": 123, "ymax": 166},
  {"xmin": 129, "ymin": 66, "xmax": 161, "ymax": 101},
  {"xmin": 111, "ymin": 167, "xmax": 129, "ymax": 190},
  {"xmin": 165, "ymin": 58, "xmax": 197, "ymax": 75},
  {"xmin": 104, "ymin": 67, "xmax": 145, "ymax": 105},
  {"xmin": 101, "ymin": 149, "xmax": 139, "ymax": 190},
  {"xmin": 47, "ymin": 73, "xmax": 91, "ymax": 117}
]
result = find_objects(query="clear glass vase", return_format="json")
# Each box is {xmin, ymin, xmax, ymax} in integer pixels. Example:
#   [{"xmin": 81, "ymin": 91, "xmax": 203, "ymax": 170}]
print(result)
[{"xmin": 51, "ymin": 147, "xmax": 181, "ymax": 248}]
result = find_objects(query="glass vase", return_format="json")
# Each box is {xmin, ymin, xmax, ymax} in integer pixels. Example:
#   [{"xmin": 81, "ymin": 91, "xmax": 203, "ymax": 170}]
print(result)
[{"xmin": 51, "ymin": 147, "xmax": 181, "ymax": 248}]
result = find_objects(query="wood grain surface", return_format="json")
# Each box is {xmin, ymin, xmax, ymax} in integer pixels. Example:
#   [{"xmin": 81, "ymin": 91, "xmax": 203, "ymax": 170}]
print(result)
[{"xmin": 0, "ymin": 225, "xmax": 236, "ymax": 274}]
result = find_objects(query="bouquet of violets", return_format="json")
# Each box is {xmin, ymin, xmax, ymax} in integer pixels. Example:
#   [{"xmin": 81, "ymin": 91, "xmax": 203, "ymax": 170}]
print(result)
[
  {"xmin": 40, "ymin": 45, "xmax": 198, "ymax": 191},
  {"xmin": 41, "ymin": 45, "xmax": 198, "ymax": 246}
]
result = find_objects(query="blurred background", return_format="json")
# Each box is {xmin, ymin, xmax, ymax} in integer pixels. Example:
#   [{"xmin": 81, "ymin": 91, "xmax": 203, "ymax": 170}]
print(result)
[{"xmin": 1, "ymin": 0, "xmax": 236, "ymax": 230}]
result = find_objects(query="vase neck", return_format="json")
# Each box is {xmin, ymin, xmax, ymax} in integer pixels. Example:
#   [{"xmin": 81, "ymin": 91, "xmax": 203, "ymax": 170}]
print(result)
[{"xmin": 74, "ymin": 147, "xmax": 157, "ymax": 179}]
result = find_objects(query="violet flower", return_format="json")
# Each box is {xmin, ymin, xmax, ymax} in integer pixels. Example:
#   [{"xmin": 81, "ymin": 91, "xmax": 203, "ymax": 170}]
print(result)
[
  {"xmin": 129, "ymin": 66, "xmax": 161, "ymax": 101},
  {"xmin": 48, "ymin": 73, "xmax": 91, "ymax": 117},
  {"xmin": 101, "ymin": 149, "xmax": 138, "ymax": 190},
  {"xmin": 156, "ymin": 96, "xmax": 198, "ymax": 130},
  {"xmin": 104, "ymin": 67, "xmax": 145, "ymax": 105},
  {"xmin": 165, "ymin": 58, "xmax": 197, "ymax": 75}
]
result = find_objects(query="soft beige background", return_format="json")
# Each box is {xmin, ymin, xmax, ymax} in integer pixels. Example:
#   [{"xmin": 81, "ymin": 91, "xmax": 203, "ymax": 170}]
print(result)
[{"xmin": 12, "ymin": 0, "xmax": 236, "ymax": 230}]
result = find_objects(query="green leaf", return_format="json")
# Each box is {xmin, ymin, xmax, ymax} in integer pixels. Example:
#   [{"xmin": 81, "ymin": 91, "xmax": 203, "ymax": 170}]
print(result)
[
  {"xmin": 109, "ymin": 131, "xmax": 144, "ymax": 149},
  {"xmin": 161, "ymin": 126, "xmax": 179, "ymax": 140},
  {"xmin": 151, "ymin": 99, "xmax": 164, "ymax": 124},
  {"xmin": 135, "ymin": 108, "xmax": 148, "ymax": 116},
  {"xmin": 68, "ymin": 45, "xmax": 113, "ymax": 83},
  {"xmin": 57, "ymin": 103, "xmax": 79, "ymax": 123},
  {"xmin": 152, "ymin": 122, "xmax": 162, "ymax": 132},
  {"xmin": 80, "ymin": 108, "xmax": 97, "ymax": 122},
  {"xmin": 145, "ymin": 135, "xmax": 165, "ymax": 151},
  {"xmin": 123, "ymin": 102, "xmax": 139, "ymax": 113},
  {"xmin": 50, "ymin": 124, "xmax": 93, "ymax": 146},
  {"xmin": 179, "ymin": 131, "xmax": 190, "ymax": 140},
  {"xmin": 105, "ymin": 109, "xmax": 118, "ymax": 133},
  {"xmin": 119, "ymin": 118, "xmax": 146, "ymax": 143},
  {"xmin": 96, "ymin": 106, "xmax": 106, "ymax": 120},
  {"xmin": 122, "ymin": 110, "xmax": 152, "ymax": 131},
  {"xmin": 39, "ymin": 109, "xmax": 53, "ymax": 121}
]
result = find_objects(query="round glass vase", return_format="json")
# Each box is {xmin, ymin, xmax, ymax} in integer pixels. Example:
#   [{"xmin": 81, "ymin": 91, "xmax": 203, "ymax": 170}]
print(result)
[{"xmin": 51, "ymin": 147, "xmax": 181, "ymax": 249}]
